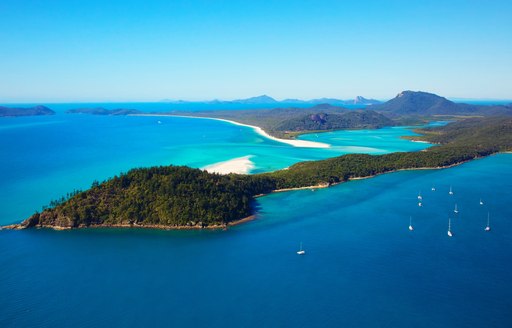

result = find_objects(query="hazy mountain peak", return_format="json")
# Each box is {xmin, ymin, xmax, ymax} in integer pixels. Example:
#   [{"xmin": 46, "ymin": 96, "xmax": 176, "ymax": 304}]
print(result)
[
  {"xmin": 353, "ymin": 96, "xmax": 381, "ymax": 105},
  {"xmin": 233, "ymin": 95, "xmax": 278, "ymax": 104},
  {"xmin": 374, "ymin": 90, "xmax": 512, "ymax": 116}
]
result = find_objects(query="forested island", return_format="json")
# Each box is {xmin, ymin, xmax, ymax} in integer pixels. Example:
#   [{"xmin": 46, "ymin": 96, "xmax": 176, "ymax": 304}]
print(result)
[
  {"xmin": 0, "ymin": 105, "xmax": 55, "ymax": 117},
  {"xmin": 6, "ymin": 116, "xmax": 512, "ymax": 230},
  {"xmin": 66, "ymin": 108, "xmax": 142, "ymax": 115}
]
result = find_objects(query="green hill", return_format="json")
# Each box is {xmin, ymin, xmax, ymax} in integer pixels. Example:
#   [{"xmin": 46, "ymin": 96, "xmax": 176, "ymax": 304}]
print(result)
[
  {"xmin": 169, "ymin": 104, "xmax": 394, "ymax": 138},
  {"xmin": 374, "ymin": 91, "xmax": 512, "ymax": 116}
]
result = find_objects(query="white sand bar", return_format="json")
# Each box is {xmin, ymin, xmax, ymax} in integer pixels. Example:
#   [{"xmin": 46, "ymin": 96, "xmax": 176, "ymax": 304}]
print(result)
[
  {"xmin": 203, "ymin": 155, "xmax": 255, "ymax": 174},
  {"xmin": 131, "ymin": 114, "xmax": 331, "ymax": 148}
]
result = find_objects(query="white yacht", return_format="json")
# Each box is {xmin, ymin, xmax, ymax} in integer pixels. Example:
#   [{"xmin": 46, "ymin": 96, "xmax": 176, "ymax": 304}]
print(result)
[
  {"xmin": 454, "ymin": 204, "xmax": 459, "ymax": 214},
  {"xmin": 409, "ymin": 216, "xmax": 414, "ymax": 231},
  {"xmin": 447, "ymin": 218, "xmax": 453, "ymax": 237},
  {"xmin": 449, "ymin": 186, "xmax": 453, "ymax": 195},
  {"xmin": 485, "ymin": 213, "xmax": 491, "ymax": 232},
  {"xmin": 297, "ymin": 242, "xmax": 305, "ymax": 255}
]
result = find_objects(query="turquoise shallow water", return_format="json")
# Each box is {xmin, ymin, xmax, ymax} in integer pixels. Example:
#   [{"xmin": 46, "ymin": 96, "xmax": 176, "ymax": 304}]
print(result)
[
  {"xmin": 0, "ymin": 113, "xmax": 429, "ymax": 225},
  {"xmin": 1, "ymin": 154, "xmax": 511, "ymax": 327},
  {"xmin": 3, "ymin": 109, "xmax": 509, "ymax": 327}
]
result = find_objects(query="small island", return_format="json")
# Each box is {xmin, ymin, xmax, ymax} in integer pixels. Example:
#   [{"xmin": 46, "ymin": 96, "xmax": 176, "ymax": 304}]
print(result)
[
  {"xmin": 0, "ymin": 105, "xmax": 55, "ymax": 117},
  {"xmin": 66, "ymin": 107, "xmax": 142, "ymax": 115}
]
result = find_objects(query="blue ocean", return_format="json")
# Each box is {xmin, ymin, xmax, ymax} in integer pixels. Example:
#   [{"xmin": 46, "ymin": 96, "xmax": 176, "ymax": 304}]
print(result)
[{"xmin": 1, "ymin": 105, "xmax": 511, "ymax": 327}]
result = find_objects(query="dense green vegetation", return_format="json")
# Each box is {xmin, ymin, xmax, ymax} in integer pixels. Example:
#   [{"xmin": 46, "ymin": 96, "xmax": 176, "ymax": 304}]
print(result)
[
  {"xmin": 66, "ymin": 108, "xmax": 142, "ymax": 115},
  {"xmin": 0, "ymin": 105, "xmax": 55, "ymax": 117},
  {"xmin": 273, "ymin": 111, "xmax": 394, "ymax": 132},
  {"xmin": 267, "ymin": 117, "xmax": 512, "ymax": 188},
  {"xmin": 23, "ymin": 166, "xmax": 276, "ymax": 229},
  {"xmin": 171, "ymin": 104, "xmax": 394, "ymax": 138},
  {"xmin": 15, "ymin": 117, "xmax": 512, "ymax": 230}
]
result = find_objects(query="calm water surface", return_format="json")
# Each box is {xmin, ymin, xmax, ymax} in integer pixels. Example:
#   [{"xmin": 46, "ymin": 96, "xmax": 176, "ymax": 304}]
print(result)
[
  {"xmin": 1, "ymin": 107, "xmax": 509, "ymax": 327},
  {"xmin": 1, "ymin": 154, "xmax": 511, "ymax": 327},
  {"xmin": 0, "ymin": 113, "xmax": 429, "ymax": 225}
]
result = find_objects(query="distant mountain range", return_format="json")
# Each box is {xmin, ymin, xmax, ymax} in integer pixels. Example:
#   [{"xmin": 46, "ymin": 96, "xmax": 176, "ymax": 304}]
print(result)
[
  {"xmin": 0, "ymin": 105, "xmax": 55, "ymax": 117},
  {"xmin": 5, "ymin": 91, "xmax": 511, "ymax": 119},
  {"xmin": 160, "ymin": 95, "xmax": 382, "ymax": 106},
  {"xmin": 373, "ymin": 91, "xmax": 512, "ymax": 116}
]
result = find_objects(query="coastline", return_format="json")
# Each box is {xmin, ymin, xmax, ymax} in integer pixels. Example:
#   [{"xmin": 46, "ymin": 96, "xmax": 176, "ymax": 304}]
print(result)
[
  {"xmin": 0, "ymin": 154, "xmax": 489, "ymax": 232},
  {"xmin": 130, "ymin": 113, "xmax": 331, "ymax": 149},
  {"xmin": 2, "ymin": 214, "xmax": 258, "ymax": 231},
  {"xmin": 2, "ymin": 153, "xmax": 504, "ymax": 232},
  {"xmin": 203, "ymin": 155, "xmax": 255, "ymax": 174}
]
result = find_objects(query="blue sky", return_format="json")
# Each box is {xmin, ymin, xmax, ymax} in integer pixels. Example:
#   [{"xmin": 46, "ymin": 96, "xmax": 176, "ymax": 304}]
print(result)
[{"xmin": 0, "ymin": 0, "xmax": 511, "ymax": 102}]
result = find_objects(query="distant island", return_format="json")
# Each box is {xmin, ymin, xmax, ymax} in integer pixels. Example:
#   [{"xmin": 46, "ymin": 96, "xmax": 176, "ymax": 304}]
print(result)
[
  {"xmin": 160, "ymin": 94, "xmax": 382, "ymax": 106},
  {"xmin": 0, "ymin": 105, "xmax": 55, "ymax": 117},
  {"xmin": 66, "ymin": 108, "xmax": 143, "ymax": 115}
]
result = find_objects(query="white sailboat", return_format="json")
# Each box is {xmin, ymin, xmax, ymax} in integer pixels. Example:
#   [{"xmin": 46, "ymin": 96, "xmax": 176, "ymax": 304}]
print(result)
[
  {"xmin": 479, "ymin": 198, "xmax": 484, "ymax": 205},
  {"xmin": 449, "ymin": 186, "xmax": 453, "ymax": 195},
  {"xmin": 431, "ymin": 185, "xmax": 436, "ymax": 191},
  {"xmin": 417, "ymin": 192, "xmax": 422, "ymax": 200},
  {"xmin": 447, "ymin": 218, "xmax": 453, "ymax": 237},
  {"xmin": 409, "ymin": 216, "xmax": 414, "ymax": 231},
  {"xmin": 297, "ymin": 242, "xmax": 305, "ymax": 255},
  {"xmin": 485, "ymin": 212, "xmax": 491, "ymax": 232},
  {"xmin": 454, "ymin": 204, "xmax": 459, "ymax": 214}
]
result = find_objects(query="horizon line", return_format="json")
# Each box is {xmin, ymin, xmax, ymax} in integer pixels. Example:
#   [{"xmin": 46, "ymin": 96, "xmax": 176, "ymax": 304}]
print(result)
[{"xmin": 1, "ymin": 92, "xmax": 512, "ymax": 105}]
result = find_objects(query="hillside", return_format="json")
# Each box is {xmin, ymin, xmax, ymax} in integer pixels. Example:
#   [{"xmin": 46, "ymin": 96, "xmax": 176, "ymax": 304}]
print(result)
[
  {"xmin": 273, "ymin": 110, "xmax": 394, "ymax": 131},
  {"xmin": 19, "ymin": 167, "xmax": 276, "ymax": 229},
  {"xmin": 167, "ymin": 104, "xmax": 393, "ymax": 138},
  {"xmin": 375, "ymin": 91, "xmax": 512, "ymax": 116},
  {"xmin": 0, "ymin": 105, "xmax": 55, "ymax": 117}
]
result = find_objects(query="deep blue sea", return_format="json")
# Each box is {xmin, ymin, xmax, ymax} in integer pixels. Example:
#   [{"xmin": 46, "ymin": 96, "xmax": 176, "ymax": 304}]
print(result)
[{"xmin": 1, "ymin": 104, "xmax": 511, "ymax": 327}]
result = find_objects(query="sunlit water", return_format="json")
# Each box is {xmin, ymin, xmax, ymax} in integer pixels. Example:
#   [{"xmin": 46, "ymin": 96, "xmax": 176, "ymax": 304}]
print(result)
[
  {"xmin": 1, "ymin": 154, "xmax": 511, "ymax": 327},
  {"xmin": 0, "ymin": 113, "xmax": 429, "ymax": 225},
  {"xmin": 2, "ymin": 107, "xmax": 510, "ymax": 327}
]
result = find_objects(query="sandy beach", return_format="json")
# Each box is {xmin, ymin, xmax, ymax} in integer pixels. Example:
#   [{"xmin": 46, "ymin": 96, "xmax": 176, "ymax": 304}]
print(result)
[
  {"xmin": 131, "ymin": 114, "xmax": 331, "ymax": 148},
  {"xmin": 203, "ymin": 155, "xmax": 255, "ymax": 174}
]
